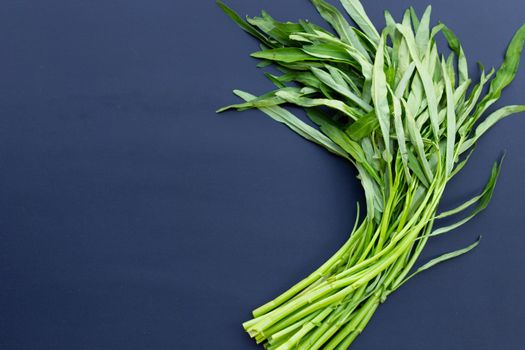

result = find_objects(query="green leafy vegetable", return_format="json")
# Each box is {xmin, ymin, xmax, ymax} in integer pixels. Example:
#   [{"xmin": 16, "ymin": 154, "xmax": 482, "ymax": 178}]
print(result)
[{"xmin": 217, "ymin": 1, "xmax": 525, "ymax": 348}]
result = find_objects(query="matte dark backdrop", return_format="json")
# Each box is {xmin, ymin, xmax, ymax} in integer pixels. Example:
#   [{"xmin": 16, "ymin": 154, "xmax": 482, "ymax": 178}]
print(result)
[{"xmin": 1, "ymin": 0, "xmax": 524, "ymax": 349}]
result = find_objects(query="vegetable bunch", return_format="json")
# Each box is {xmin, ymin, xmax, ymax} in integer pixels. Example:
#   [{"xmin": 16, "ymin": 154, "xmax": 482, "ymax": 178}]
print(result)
[{"xmin": 217, "ymin": 0, "xmax": 525, "ymax": 349}]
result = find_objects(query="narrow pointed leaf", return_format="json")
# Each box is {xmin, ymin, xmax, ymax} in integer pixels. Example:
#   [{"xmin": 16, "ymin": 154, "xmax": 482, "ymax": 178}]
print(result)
[
  {"xmin": 397, "ymin": 23, "xmax": 440, "ymax": 140},
  {"xmin": 233, "ymin": 90, "xmax": 348, "ymax": 158},
  {"xmin": 431, "ymin": 160, "xmax": 502, "ymax": 236},
  {"xmin": 310, "ymin": 0, "xmax": 370, "ymax": 60},
  {"xmin": 415, "ymin": 6, "xmax": 432, "ymax": 56},
  {"xmin": 371, "ymin": 35, "xmax": 391, "ymax": 160},
  {"xmin": 311, "ymin": 67, "xmax": 372, "ymax": 111},
  {"xmin": 460, "ymin": 105, "xmax": 525, "ymax": 153},
  {"xmin": 402, "ymin": 99, "xmax": 434, "ymax": 184},
  {"xmin": 442, "ymin": 25, "xmax": 469, "ymax": 84},
  {"xmin": 276, "ymin": 89, "xmax": 360, "ymax": 120},
  {"xmin": 441, "ymin": 58, "xmax": 457, "ymax": 175},
  {"xmin": 345, "ymin": 111, "xmax": 379, "ymax": 140},
  {"xmin": 402, "ymin": 238, "xmax": 481, "ymax": 284},
  {"xmin": 473, "ymin": 23, "xmax": 525, "ymax": 119},
  {"xmin": 340, "ymin": 0, "xmax": 381, "ymax": 44},
  {"xmin": 216, "ymin": 1, "xmax": 274, "ymax": 47},
  {"xmin": 251, "ymin": 48, "xmax": 320, "ymax": 63}
]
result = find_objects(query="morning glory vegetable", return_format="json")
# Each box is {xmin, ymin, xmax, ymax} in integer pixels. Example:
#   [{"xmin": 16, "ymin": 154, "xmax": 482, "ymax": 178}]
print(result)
[{"xmin": 217, "ymin": 1, "xmax": 525, "ymax": 348}]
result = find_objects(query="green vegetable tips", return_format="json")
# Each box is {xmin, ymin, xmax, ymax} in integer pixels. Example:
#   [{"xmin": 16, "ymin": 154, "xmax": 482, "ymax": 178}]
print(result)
[{"xmin": 217, "ymin": 0, "xmax": 525, "ymax": 349}]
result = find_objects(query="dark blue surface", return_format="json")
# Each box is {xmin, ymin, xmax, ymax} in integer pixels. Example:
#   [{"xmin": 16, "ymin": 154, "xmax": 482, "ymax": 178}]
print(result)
[{"xmin": 1, "ymin": 1, "xmax": 524, "ymax": 349}]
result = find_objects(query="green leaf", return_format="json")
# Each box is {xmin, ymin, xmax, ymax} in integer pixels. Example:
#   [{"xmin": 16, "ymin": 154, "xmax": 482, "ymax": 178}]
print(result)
[
  {"xmin": 394, "ymin": 34, "xmax": 411, "ymax": 87},
  {"xmin": 277, "ymin": 61, "xmax": 325, "ymax": 71},
  {"xmin": 475, "ymin": 104, "xmax": 525, "ymax": 138},
  {"xmin": 217, "ymin": 89, "xmax": 285, "ymax": 112},
  {"xmin": 441, "ymin": 58, "xmax": 457, "ymax": 175},
  {"xmin": 231, "ymin": 90, "xmax": 348, "ymax": 158},
  {"xmin": 406, "ymin": 72, "xmax": 424, "ymax": 117},
  {"xmin": 357, "ymin": 165, "xmax": 382, "ymax": 221},
  {"xmin": 436, "ymin": 160, "xmax": 497, "ymax": 218},
  {"xmin": 384, "ymin": 10, "xmax": 396, "ymax": 30},
  {"xmin": 384, "ymin": 11, "xmax": 399, "ymax": 60},
  {"xmin": 409, "ymin": 7, "xmax": 420, "ymax": 32},
  {"xmin": 390, "ymin": 89, "xmax": 411, "ymax": 182},
  {"xmin": 394, "ymin": 62, "xmax": 416, "ymax": 98},
  {"xmin": 429, "ymin": 23, "xmax": 445, "ymax": 42},
  {"xmin": 216, "ymin": 1, "xmax": 274, "ymax": 48},
  {"xmin": 371, "ymin": 35, "xmax": 391, "ymax": 161},
  {"xmin": 407, "ymin": 148, "xmax": 430, "ymax": 188},
  {"xmin": 257, "ymin": 60, "xmax": 273, "ymax": 68},
  {"xmin": 345, "ymin": 111, "xmax": 379, "ymax": 140},
  {"xmin": 473, "ymin": 23, "xmax": 525, "ymax": 120},
  {"xmin": 217, "ymin": 87, "xmax": 317, "ymax": 112},
  {"xmin": 401, "ymin": 237, "xmax": 481, "ymax": 284},
  {"xmin": 311, "ymin": 67, "xmax": 372, "ymax": 111},
  {"xmin": 276, "ymin": 89, "xmax": 360, "ymax": 120},
  {"xmin": 326, "ymin": 65, "xmax": 362, "ymax": 94},
  {"xmin": 264, "ymin": 73, "xmax": 286, "ymax": 88},
  {"xmin": 302, "ymin": 43, "xmax": 356, "ymax": 63},
  {"xmin": 454, "ymin": 79, "xmax": 471, "ymax": 106},
  {"xmin": 450, "ymin": 147, "xmax": 475, "ymax": 178},
  {"xmin": 488, "ymin": 23, "xmax": 525, "ymax": 96},
  {"xmin": 310, "ymin": 0, "xmax": 370, "ymax": 60},
  {"xmin": 431, "ymin": 159, "xmax": 503, "ymax": 237},
  {"xmin": 308, "ymin": 109, "xmax": 382, "ymax": 185},
  {"xmin": 247, "ymin": 11, "xmax": 304, "ymax": 47},
  {"xmin": 442, "ymin": 25, "xmax": 469, "ymax": 84},
  {"xmin": 460, "ymin": 105, "xmax": 525, "ymax": 153},
  {"xmin": 274, "ymin": 71, "xmax": 324, "ymax": 89},
  {"xmin": 307, "ymin": 111, "xmax": 364, "ymax": 159},
  {"xmin": 457, "ymin": 67, "xmax": 494, "ymax": 129},
  {"xmin": 251, "ymin": 47, "xmax": 320, "ymax": 63},
  {"xmin": 415, "ymin": 6, "xmax": 432, "ymax": 56},
  {"xmin": 407, "ymin": 183, "xmax": 427, "ymax": 215},
  {"xmin": 287, "ymin": 30, "xmax": 373, "ymax": 78},
  {"xmin": 397, "ymin": 23, "xmax": 441, "ymax": 140},
  {"xmin": 425, "ymin": 41, "xmax": 440, "ymax": 79},
  {"xmin": 402, "ymin": 99, "xmax": 434, "ymax": 184},
  {"xmin": 299, "ymin": 19, "xmax": 329, "ymax": 37},
  {"xmin": 340, "ymin": 0, "xmax": 381, "ymax": 44},
  {"xmin": 446, "ymin": 52, "xmax": 457, "ymax": 88}
]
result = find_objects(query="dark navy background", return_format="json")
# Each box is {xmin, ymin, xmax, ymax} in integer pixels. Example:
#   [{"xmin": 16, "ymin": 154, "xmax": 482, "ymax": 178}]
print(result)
[{"xmin": 1, "ymin": 1, "xmax": 524, "ymax": 349}]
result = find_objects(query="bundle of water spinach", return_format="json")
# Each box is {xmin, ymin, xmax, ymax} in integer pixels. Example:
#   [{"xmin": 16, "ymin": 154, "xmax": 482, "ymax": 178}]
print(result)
[{"xmin": 217, "ymin": 0, "xmax": 525, "ymax": 348}]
